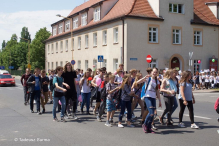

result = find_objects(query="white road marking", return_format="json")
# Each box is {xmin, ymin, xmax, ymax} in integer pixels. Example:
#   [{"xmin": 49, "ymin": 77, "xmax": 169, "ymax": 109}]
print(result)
[
  {"xmin": 6, "ymin": 88, "xmax": 14, "ymax": 90},
  {"xmin": 16, "ymin": 83, "xmax": 22, "ymax": 86},
  {"xmin": 157, "ymin": 109, "xmax": 211, "ymax": 120}
]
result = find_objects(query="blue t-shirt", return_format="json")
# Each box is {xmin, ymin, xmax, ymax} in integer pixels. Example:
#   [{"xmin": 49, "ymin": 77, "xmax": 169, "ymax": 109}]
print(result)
[
  {"xmin": 52, "ymin": 76, "xmax": 64, "ymax": 97},
  {"xmin": 178, "ymin": 82, "xmax": 193, "ymax": 101},
  {"xmin": 34, "ymin": 76, "xmax": 40, "ymax": 91}
]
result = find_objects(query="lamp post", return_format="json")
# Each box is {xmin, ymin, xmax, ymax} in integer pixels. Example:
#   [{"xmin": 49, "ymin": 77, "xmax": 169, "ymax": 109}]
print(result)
[
  {"xmin": 56, "ymin": 14, "xmax": 74, "ymax": 62},
  {"xmin": 20, "ymin": 38, "xmax": 31, "ymax": 69}
]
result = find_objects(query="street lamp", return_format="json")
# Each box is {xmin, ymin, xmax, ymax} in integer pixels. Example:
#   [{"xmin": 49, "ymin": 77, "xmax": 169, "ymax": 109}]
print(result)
[
  {"xmin": 20, "ymin": 37, "xmax": 31, "ymax": 69},
  {"xmin": 56, "ymin": 14, "xmax": 74, "ymax": 62}
]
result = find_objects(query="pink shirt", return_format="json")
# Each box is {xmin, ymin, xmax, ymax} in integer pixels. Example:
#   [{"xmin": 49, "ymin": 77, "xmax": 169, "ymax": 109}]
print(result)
[{"xmin": 214, "ymin": 97, "xmax": 219, "ymax": 110}]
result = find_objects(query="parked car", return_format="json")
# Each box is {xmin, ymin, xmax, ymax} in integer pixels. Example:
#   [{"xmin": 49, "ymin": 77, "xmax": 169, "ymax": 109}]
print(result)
[
  {"xmin": 0, "ymin": 74, "xmax": 16, "ymax": 86},
  {"xmin": 0, "ymin": 70, "xmax": 9, "ymax": 74}
]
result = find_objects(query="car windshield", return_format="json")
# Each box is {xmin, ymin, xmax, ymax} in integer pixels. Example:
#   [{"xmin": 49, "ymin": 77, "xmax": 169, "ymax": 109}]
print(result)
[{"xmin": 0, "ymin": 75, "xmax": 12, "ymax": 79}]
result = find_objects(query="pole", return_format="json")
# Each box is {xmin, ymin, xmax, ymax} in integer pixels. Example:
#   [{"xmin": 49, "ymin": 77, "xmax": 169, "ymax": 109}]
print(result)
[{"xmin": 28, "ymin": 40, "xmax": 30, "ymax": 64}]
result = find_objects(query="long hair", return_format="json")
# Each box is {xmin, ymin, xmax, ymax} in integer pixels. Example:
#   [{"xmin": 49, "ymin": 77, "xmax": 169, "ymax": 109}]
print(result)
[
  {"xmin": 180, "ymin": 71, "xmax": 191, "ymax": 84},
  {"xmin": 120, "ymin": 74, "xmax": 131, "ymax": 89},
  {"xmin": 133, "ymin": 73, "xmax": 143, "ymax": 88},
  {"xmin": 82, "ymin": 71, "xmax": 90, "ymax": 86},
  {"xmin": 64, "ymin": 62, "xmax": 73, "ymax": 73},
  {"xmin": 164, "ymin": 69, "xmax": 173, "ymax": 79}
]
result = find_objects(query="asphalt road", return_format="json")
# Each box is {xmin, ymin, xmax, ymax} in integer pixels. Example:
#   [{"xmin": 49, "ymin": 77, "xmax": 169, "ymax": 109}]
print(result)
[{"xmin": 0, "ymin": 79, "xmax": 219, "ymax": 146}]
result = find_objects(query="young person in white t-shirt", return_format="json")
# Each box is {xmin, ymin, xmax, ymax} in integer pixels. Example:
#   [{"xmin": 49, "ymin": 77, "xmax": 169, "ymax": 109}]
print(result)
[
  {"xmin": 114, "ymin": 69, "xmax": 123, "ymax": 86},
  {"xmin": 204, "ymin": 72, "xmax": 210, "ymax": 89}
]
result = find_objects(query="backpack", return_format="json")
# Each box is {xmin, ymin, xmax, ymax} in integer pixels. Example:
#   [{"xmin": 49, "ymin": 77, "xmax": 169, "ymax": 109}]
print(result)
[
  {"xmin": 214, "ymin": 97, "xmax": 219, "ymax": 114},
  {"xmin": 100, "ymin": 83, "xmax": 108, "ymax": 102},
  {"xmin": 141, "ymin": 77, "xmax": 158, "ymax": 98}
]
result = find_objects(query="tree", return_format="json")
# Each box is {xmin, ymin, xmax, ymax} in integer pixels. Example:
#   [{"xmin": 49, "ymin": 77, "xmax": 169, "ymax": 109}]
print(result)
[
  {"xmin": 30, "ymin": 27, "xmax": 51, "ymax": 70},
  {"xmin": 20, "ymin": 27, "xmax": 31, "ymax": 43},
  {"xmin": 1, "ymin": 40, "xmax": 6, "ymax": 50}
]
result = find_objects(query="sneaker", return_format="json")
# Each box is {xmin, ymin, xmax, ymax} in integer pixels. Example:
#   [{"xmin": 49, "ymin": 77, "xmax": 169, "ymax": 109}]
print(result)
[
  {"xmin": 148, "ymin": 128, "xmax": 155, "ymax": 134},
  {"xmin": 132, "ymin": 113, "xmax": 136, "ymax": 119},
  {"xmin": 142, "ymin": 124, "xmax": 147, "ymax": 133},
  {"xmin": 159, "ymin": 117, "xmax": 164, "ymax": 125},
  {"xmin": 217, "ymin": 118, "xmax": 219, "ymax": 122},
  {"xmin": 86, "ymin": 112, "xmax": 91, "ymax": 115},
  {"xmin": 72, "ymin": 114, "xmax": 78, "ymax": 120},
  {"xmin": 30, "ymin": 110, "xmax": 34, "ymax": 113},
  {"xmin": 178, "ymin": 122, "xmax": 186, "ymax": 128},
  {"xmin": 151, "ymin": 124, "xmax": 158, "ymax": 130},
  {"xmin": 37, "ymin": 111, "xmax": 42, "ymax": 115},
  {"xmin": 42, "ymin": 109, "xmax": 45, "ymax": 113},
  {"xmin": 105, "ymin": 123, "xmax": 112, "ymax": 127},
  {"xmin": 34, "ymin": 100, "xmax": 36, "ymax": 104},
  {"xmin": 191, "ymin": 123, "xmax": 199, "ymax": 129},
  {"xmin": 93, "ymin": 110, "xmax": 96, "ymax": 116},
  {"xmin": 97, "ymin": 116, "xmax": 102, "ymax": 122},
  {"xmin": 166, "ymin": 122, "xmax": 173, "ymax": 126},
  {"xmin": 53, "ymin": 118, "xmax": 59, "ymax": 122},
  {"xmin": 24, "ymin": 102, "xmax": 27, "ymax": 106},
  {"xmin": 109, "ymin": 118, "xmax": 113, "ymax": 123},
  {"xmin": 127, "ymin": 124, "xmax": 135, "ymax": 128},
  {"xmin": 61, "ymin": 117, "xmax": 66, "ymax": 122},
  {"xmin": 118, "ymin": 124, "xmax": 124, "ymax": 128},
  {"xmin": 64, "ymin": 115, "xmax": 69, "ymax": 119},
  {"xmin": 170, "ymin": 119, "xmax": 174, "ymax": 124}
]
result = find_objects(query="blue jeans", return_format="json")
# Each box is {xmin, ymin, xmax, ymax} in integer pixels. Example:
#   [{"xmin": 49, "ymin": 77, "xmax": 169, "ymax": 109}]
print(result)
[
  {"xmin": 30, "ymin": 90, "xmax": 41, "ymax": 112},
  {"xmin": 77, "ymin": 92, "xmax": 80, "ymax": 106},
  {"xmin": 119, "ymin": 100, "xmax": 132, "ymax": 122},
  {"xmin": 166, "ymin": 96, "xmax": 178, "ymax": 117},
  {"xmin": 81, "ymin": 92, "xmax": 91, "ymax": 112},
  {"xmin": 144, "ymin": 97, "xmax": 156, "ymax": 129},
  {"xmin": 53, "ymin": 96, "xmax": 66, "ymax": 119}
]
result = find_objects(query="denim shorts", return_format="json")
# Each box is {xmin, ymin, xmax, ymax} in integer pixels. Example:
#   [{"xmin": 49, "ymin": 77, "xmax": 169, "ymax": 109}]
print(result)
[{"xmin": 106, "ymin": 99, "xmax": 116, "ymax": 112}]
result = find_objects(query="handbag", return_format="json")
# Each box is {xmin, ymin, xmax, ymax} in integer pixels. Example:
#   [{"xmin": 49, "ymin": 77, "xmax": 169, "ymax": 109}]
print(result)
[
  {"xmin": 78, "ymin": 95, "xmax": 82, "ymax": 102},
  {"xmin": 91, "ymin": 86, "xmax": 98, "ymax": 100},
  {"xmin": 54, "ymin": 91, "xmax": 64, "ymax": 97}
]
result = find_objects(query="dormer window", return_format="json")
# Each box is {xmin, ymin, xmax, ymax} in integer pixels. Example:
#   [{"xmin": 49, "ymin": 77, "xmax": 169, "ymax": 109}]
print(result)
[
  {"xmin": 53, "ymin": 26, "xmax": 57, "ymax": 36},
  {"xmin": 65, "ymin": 20, "xmax": 70, "ymax": 32},
  {"xmin": 73, "ymin": 17, "xmax": 78, "ymax": 29},
  {"xmin": 81, "ymin": 13, "xmax": 87, "ymax": 26},
  {"xmin": 58, "ymin": 24, "xmax": 63, "ymax": 34},
  {"xmin": 206, "ymin": 2, "xmax": 219, "ymax": 19},
  {"xmin": 94, "ymin": 6, "xmax": 100, "ymax": 22}
]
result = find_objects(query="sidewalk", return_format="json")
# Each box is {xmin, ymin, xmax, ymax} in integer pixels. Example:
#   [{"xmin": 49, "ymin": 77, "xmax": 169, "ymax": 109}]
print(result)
[{"xmin": 12, "ymin": 75, "xmax": 21, "ymax": 80}]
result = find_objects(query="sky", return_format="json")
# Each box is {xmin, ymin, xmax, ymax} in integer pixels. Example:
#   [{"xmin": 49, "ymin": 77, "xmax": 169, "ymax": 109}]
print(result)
[{"xmin": 0, "ymin": 0, "xmax": 86, "ymax": 45}]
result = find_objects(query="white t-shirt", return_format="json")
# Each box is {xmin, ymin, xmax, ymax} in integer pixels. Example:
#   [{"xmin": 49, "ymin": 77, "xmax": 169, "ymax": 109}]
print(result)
[
  {"xmin": 115, "ymin": 75, "xmax": 123, "ymax": 83},
  {"xmin": 81, "ymin": 79, "xmax": 91, "ymax": 93},
  {"xmin": 209, "ymin": 76, "xmax": 214, "ymax": 82},
  {"xmin": 216, "ymin": 76, "xmax": 219, "ymax": 83},
  {"xmin": 205, "ymin": 75, "xmax": 209, "ymax": 82},
  {"xmin": 144, "ymin": 78, "xmax": 160, "ymax": 99},
  {"xmin": 176, "ymin": 75, "xmax": 181, "ymax": 81}
]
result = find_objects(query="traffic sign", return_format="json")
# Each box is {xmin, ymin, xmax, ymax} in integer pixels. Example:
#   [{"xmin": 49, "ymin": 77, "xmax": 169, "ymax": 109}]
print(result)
[
  {"xmin": 98, "ymin": 55, "xmax": 104, "ymax": 62},
  {"xmin": 146, "ymin": 55, "xmax": 152, "ymax": 63},
  {"xmin": 27, "ymin": 64, "xmax": 31, "ymax": 69},
  {"xmin": 71, "ymin": 60, "xmax": 76, "ymax": 65},
  {"xmin": 9, "ymin": 66, "xmax": 14, "ymax": 70},
  {"xmin": 189, "ymin": 52, "xmax": 193, "ymax": 59},
  {"xmin": 0, "ymin": 66, "xmax": 5, "ymax": 70}
]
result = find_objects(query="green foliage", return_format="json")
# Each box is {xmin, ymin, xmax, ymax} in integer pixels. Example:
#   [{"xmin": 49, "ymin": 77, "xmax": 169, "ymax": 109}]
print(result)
[
  {"xmin": 29, "ymin": 27, "xmax": 51, "ymax": 70},
  {"xmin": 20, "ymin": 27, "xmax": 31, "ymax": 43},
  {"xmin": 1, "ymin": 40, "xmax": 6, "ymax": 50}
]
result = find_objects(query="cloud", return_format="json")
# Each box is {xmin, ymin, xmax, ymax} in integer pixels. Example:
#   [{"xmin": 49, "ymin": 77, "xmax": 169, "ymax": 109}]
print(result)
[{"xmin": 0, "ymin": 10, "xmax": 71, "ymax": 44}]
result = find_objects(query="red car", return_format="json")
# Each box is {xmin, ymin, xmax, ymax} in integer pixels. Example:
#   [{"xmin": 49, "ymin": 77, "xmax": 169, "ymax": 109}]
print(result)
[{"xmin": 0, "ymin": 74, "xmax": 16, "ymax": 86}]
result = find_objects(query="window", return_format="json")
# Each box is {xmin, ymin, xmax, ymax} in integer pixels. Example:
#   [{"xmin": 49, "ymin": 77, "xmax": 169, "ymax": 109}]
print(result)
[
  {"xmin": 60, "ymin": 41, "xmax": 63, "ymax": 52},
  {"xmin": 103, "ymin": 59, "xmax": 107, "ymax": 68},
  {"xmin": 169, "ymin": 3, "xmax": 184, "ymax": 14},
  {"xmin": 85, "ymin": 60, "xmax": 89, "ymax": 70},
  {"xmin": 149, "ymin": 27, "xmax": 158, "ymax": 43},
  {"xmin": 93, "ymin": 33, "xmax": 97, "ymax": 47},
  {"xmin": 51, "ymin": 44, "xmax": 54, "ymax": 54},
  {"xmin": 58, "ymin": 24, "xmax": 63, "ymax": 34},
  {"xmin": 53, "ymin": 27, "xmax": 57, "ymax": 36},
  {"xmin": 148, "ymin": 59, "xmax": 158, "ymax": 68},
  {"xmin": 194, "ymin": 60, "xmax": 201, "ymax": 72},
  {"xmin": 173, "ymin": 29, "xmax": 181, "ymax": 44},
  {"xmin": 48, "ymin": 62, "xmax": 50, "ymax": 70},
  {"xmin": 113, "ymin": 59, "xmax": 118, "ymax": 72},
  {"xmin": 56, "ymin": 62, "xmax": 58, "ymax": 68},
  {"xmin": 78, "ymin": 60, "xmax": 81, "ymax": 69},
  {"xmin": 93, "ymin": 60, "xmax": 97, "ymax": 68},
  {"xmin": 85, "ymin": 35, "xmax": 89, "ymax": 48},
  {"xmin": 94, "ymin": 6, "xmax": 100, "ymax": 22},
  {"xmin": 81, "ymin": 13, "xmax": 87, "ymax": 26},
  {"xmin": 65, "ymin": 20, "xmax": 70, "ymax": 32},
  {"xmin": 73, "ymin": 17, "xmax": 78, "ymax": 29},
  {"xmin": 51, "ymin": 62, "xmax": 54, "ymax": 70},
  {"xmin": 65, "ymin": 40, "xmax": 68, "ymax": 51},
  {"xmin": 194, "ymin": 31, "xmax": 202, "ymax": 45},
  {"xmin": 113, "ymin": 28, "xmax": 118, "ymax": 43},
  {"xmin": 60, "ymin": 61, "xmax": 63, "ymax": 67},
  {"xmin": 48, "ymin": 45, "xmax": 50, "ymax": 54},
  {"xmin": 102, "ymin": 30, "xmax": 107, "ymax": 45},
  {"xmin": 78, "ymin": 37, "xmax": 81, "ymax": 49},
  {"xmin": 56, "ymin": 43, "xmax": 58, "ymax": 53}
]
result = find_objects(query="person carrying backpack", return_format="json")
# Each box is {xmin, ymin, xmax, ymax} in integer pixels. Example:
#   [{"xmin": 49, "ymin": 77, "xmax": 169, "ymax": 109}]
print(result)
[
  {"xmin": 21, "ymin": 68, "xmax": 31, "ymax": 105},
  {"xmin": 49, "ymin": 70, "xmax": 56, "ymax": 104},
  {"xmin": 137, "ymin": 68, "xmax": 162, "ymax": 133}
]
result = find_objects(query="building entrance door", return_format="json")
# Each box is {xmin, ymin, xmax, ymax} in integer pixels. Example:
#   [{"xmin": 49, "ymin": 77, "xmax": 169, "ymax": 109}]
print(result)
[{"xmin": 171, "ymin": 57, "xmax": 180, "ymax": 70}]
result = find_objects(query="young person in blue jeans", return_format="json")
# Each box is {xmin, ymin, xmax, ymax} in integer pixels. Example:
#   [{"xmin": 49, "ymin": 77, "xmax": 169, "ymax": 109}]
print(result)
[
  {"xmin": 53, "ymin": 66, "xmax": 69, "ymax": 122},
  {"xmin": 80, "ymin": 71, "xmax": 92, "ymax": 115},
  {"xmin": 118, "ymin": 74, "xmax": 138, "ymax": 128},
  {"xmin": 137, "ymin": 68, "xmax": 162, "ymax": 133}
]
